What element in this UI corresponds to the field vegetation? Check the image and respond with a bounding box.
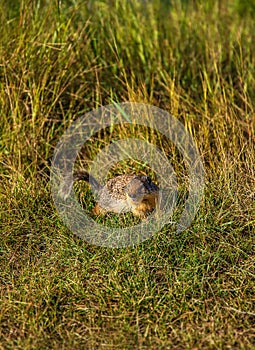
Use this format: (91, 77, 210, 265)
(1, 0, 255, 348)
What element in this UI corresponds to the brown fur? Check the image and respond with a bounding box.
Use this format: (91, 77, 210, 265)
(131, 193, 159, 218)
(94, 176, 159, 217)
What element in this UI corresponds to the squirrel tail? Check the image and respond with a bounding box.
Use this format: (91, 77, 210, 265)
(58, 170, 102, 200)
(73, 170, 102, 191)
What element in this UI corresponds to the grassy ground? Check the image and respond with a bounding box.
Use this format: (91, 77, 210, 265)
(1, 0, 255, 348)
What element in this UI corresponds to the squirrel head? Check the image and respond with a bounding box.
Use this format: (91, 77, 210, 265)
(124, 175, 158, 204)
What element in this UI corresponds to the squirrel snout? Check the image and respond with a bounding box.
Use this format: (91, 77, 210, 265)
(127, 192, 144, 203)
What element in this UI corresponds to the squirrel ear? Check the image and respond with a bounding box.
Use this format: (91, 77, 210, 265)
(141, 175, 150, 182)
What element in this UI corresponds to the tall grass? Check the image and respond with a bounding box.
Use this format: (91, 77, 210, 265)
(1, 0, 255, 349)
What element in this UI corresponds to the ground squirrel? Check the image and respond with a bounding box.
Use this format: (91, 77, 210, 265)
(59, 171, 159, 218)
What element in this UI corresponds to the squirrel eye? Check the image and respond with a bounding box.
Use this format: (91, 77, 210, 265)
(128, 193, 137, 199)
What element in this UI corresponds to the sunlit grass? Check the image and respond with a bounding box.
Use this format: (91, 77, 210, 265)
(1, 0, 255, 348)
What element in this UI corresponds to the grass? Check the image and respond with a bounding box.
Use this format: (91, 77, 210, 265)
(1, 0, 255, 348)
